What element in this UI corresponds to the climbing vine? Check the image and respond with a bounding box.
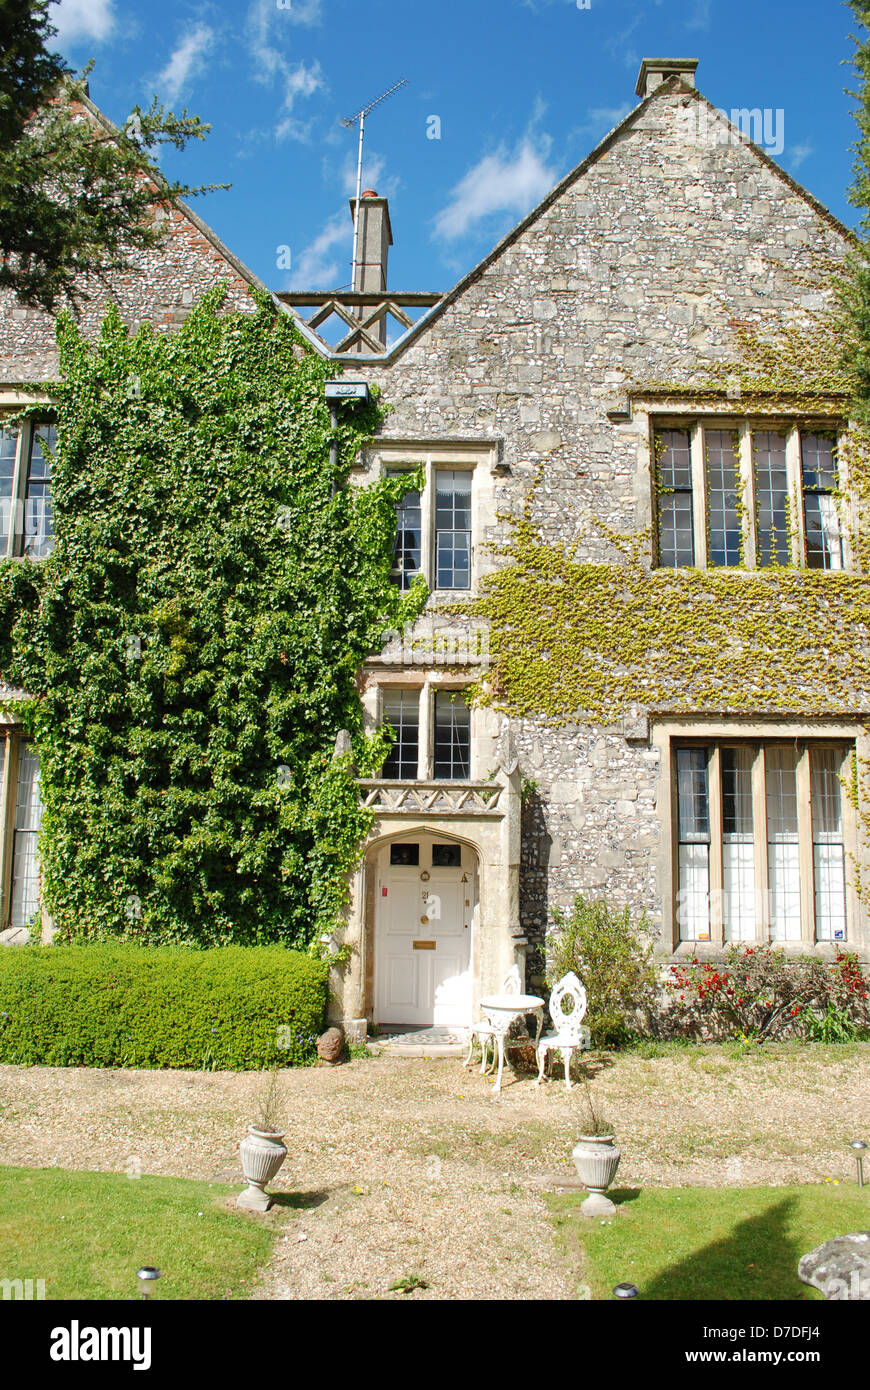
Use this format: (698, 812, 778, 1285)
(468, 266, 870, 728)
(0, 286, 425, 946)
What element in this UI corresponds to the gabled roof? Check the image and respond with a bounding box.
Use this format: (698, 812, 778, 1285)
(69, 89, 328, 355)
(336, 75, 857, 367)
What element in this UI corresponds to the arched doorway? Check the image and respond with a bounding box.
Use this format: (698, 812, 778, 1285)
(371, 829, 480, 1028)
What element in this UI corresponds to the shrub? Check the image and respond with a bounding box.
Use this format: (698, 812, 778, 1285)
(0, 943, 328, 1068)
(668, 946, 870, 1043)
(546, 895, 658, 1047)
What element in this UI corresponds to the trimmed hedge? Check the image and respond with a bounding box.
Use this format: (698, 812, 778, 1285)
(0, 944, 328, 1069)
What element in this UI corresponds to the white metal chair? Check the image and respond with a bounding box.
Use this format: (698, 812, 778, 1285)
(535, 972, 590, 1089)
(464, 964, 521, 1074)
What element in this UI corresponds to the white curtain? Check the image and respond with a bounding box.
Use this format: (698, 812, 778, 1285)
(811, 748, 847, 941)
(766, 747, 801, 941)
(10, 744, 42, 928)
(722, 747, 755, 941)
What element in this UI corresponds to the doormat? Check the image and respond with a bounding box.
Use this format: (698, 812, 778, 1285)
(371, 1026, 470, 1055)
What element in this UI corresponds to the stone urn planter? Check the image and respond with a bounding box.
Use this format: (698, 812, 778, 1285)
(237, 1126, 287, 1211)
(572, 1133, 621, 1217)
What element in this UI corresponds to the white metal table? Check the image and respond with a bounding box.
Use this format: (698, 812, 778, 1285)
(478, 992, 545, 1094)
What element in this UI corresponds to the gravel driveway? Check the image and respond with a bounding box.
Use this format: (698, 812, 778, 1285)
(1, 1044, 867, 1300)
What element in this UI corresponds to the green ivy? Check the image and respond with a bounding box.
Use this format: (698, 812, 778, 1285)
(0, 286, 425, 947)
(469, 517, 870, 726)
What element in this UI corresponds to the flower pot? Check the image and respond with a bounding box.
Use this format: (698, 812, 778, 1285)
(237, 1126, 287, 1211)
(572, 1134, 621, 1217)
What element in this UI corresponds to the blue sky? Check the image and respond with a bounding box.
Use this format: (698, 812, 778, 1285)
(49, 0, 862, 296)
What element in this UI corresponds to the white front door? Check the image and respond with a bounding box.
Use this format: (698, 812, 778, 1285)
(375, 841, 473, 1027)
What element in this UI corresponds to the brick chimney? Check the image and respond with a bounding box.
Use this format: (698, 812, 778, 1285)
(635, 58, 698, 99)
(349, 189, 393, 294)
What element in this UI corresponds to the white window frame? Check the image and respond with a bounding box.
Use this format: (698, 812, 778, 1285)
(642, 409, 852, 572)
(365, 677, 475, 782)
(361, 439, 501, 595)
(654, 717, 865, 953)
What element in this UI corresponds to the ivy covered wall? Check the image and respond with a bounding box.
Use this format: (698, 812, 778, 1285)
(0, 288, 424, 946)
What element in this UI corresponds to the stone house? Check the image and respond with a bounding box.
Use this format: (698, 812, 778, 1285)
(0, 59, 867, 1035)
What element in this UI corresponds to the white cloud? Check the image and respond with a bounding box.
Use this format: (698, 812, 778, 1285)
(155, 26, 216, 104)
(788, 142, 814, 171)
(279, 0, 324, 23)
(685, 0, 712, 30)
(247, 0, 326, 129)
(586, 104, 632, 132)
(283, 60, 323, 106)
(339, 150, 401, 200)
(286, 213, 350, 290)
(50, 0, 115, 44)
(341, 152, 385, 197)
(604, 14, 643, 68)
(275, 115, 316, 143)
(433, 135, 557, 242)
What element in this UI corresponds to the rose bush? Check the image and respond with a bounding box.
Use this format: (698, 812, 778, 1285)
(668, 945, 870, 1042)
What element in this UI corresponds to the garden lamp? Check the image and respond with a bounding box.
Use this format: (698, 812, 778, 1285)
(613, 1282, 639, 1299)
(850, 1140, 868, 1188)
(136, 1266, 161, 1300)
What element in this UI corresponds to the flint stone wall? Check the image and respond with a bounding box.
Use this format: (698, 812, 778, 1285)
(352, 85, 855, 959)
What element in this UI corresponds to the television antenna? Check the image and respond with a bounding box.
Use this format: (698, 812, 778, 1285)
(340, 78, 407, 290)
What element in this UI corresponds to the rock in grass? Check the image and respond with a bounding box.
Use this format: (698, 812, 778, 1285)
(798, 1233, 870, 1299)
(317, 1026, 345, 1063)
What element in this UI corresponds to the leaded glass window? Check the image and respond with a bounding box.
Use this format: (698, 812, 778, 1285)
(801, 433, 843, 572)
(0, 426, 17, 556)
(765, 746, 801, 941)
(388, 469, 422, 591)
(381, 690, 420, 780)
(24, 424, 55, 560)
(753, 431, 790, 567)
(705, 429, 741, 567)
(10, 742, 43, 929)
(433, 691, 470, 780)
(672, 740, 853, 945)
(656, 429, 694, 568)
(721, 747, 755, 941)
(811, 748, 847, 942)
(435, 470, 472, 589)
(0, 420, 55, 560)
(676, 747, 710, 940)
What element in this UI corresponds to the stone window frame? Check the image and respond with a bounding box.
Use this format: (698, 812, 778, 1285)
(363, 673, 476, 782)
(360, 438, 501, 597)
(631, 402, 854, 573)
(652, 715, 867, 956)
(0, 390, 58, 562)
(0, 720, 44, 930)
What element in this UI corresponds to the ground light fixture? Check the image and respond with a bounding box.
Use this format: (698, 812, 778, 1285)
(613, 1282, 639, 1299)
(137, 1267, 161, 1300)
(850, 1140, 868, 1188)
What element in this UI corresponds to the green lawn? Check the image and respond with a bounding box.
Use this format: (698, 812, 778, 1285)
(548, 1184, 870, 1300)
(0, 1166, 296, 1300)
